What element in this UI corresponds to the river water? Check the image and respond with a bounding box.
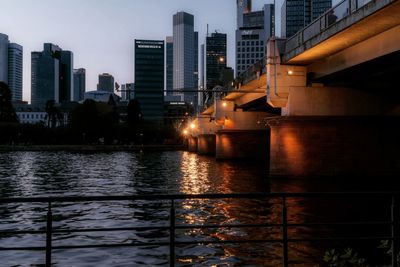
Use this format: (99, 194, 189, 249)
(0, 151, 395, 266)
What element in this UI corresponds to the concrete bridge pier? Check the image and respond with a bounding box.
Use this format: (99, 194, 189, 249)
(188, 136, 198, 152)
(268, 116, 400, 177)
(216, 129, 269, 162)
(197, 134, 216, 155)
(212, 101, 271, 161)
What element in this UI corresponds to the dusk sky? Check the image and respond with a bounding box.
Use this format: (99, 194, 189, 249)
(0, 0, 280, 102)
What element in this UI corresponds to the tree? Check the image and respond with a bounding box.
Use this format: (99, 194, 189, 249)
(0, 82, 18, 123)
(45, 100, 63, 128)
(127, 99, 142, 125)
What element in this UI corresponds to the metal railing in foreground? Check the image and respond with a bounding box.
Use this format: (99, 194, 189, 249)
(0, 192, 399, 267)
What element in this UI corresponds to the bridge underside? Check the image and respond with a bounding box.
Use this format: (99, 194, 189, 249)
(314, 50, 400, 93)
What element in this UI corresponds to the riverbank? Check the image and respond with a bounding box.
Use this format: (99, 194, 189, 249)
(0, 144, 187, 152)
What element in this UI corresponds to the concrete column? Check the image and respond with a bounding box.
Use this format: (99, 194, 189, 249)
(269, 116, 400, 177)
(188, 136, 198, 152)
(216, 129, 270, 162)
(197, 134, 216, 155)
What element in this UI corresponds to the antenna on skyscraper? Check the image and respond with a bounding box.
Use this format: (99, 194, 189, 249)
(207, 24, 209, 37)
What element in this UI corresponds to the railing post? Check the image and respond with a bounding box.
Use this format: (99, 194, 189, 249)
(282, 196, 289, 267)
(170, 199, 175, 267)
(392, 196, 398, 267)
(46, 201, 52, 267)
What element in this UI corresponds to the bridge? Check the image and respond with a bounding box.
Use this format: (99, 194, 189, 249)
(186, 0, 400, 177)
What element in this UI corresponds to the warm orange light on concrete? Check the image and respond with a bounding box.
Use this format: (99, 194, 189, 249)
(222, 102, 227, 108)
(288, 70, 293, 75)
(183, 129, 188, 135)
(190, 123, 196, 129)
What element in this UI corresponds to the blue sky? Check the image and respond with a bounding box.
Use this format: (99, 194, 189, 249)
(0, 0, 279, 102)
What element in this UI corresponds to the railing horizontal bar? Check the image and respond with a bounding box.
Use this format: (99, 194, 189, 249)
(1, 192, 398, 203)
(0, 246, 45, 251)
(0, 229, 46, 235)
(52, 226, 170, 233)
(175, 239, 282, 245)
(52, 242, 171, 249)
(175, 223, 282, 229)
(288, 236, 393, 242)
(288, 221, 391, 227)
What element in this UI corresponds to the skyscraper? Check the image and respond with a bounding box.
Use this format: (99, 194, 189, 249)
(73, 68, 86, 102)
(281, 0, 332, 38)
(204, 32, 227, 107)
(173, 11, 198, 105)
(166, 36, 173, 96)
(97, 73, 114, 92)
(237, 0, 252, 28)
(134, 39, 164, 120)
(0, 33, 23, 101)
(59, 51, 73, 103)
(236, 1, 274, 76)
(31, 43, 73, 107)
(0, 34, 8, 84)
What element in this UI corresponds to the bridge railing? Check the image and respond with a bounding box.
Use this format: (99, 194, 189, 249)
(237, 57, 266, 85)
(285, 0, 374, 53)
(0, 192, 399, 267)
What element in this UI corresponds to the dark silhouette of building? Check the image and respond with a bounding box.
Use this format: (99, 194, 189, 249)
(73, 68, 86, 102)
(134, 39, 164, 121)
(97, 73, 114, 92)
(204, 32, 227, 107)
(166, 36, 173, 96)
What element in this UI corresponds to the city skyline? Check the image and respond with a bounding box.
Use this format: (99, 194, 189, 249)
(0, 0, 275, 103)
(0, 0, 342, 103)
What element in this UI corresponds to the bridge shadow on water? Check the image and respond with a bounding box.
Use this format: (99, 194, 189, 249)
(269, 175, 400, 267)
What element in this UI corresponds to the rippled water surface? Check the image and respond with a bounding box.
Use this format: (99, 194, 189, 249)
(2, 151, 393, 266)
(0, 151, 282, 266)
